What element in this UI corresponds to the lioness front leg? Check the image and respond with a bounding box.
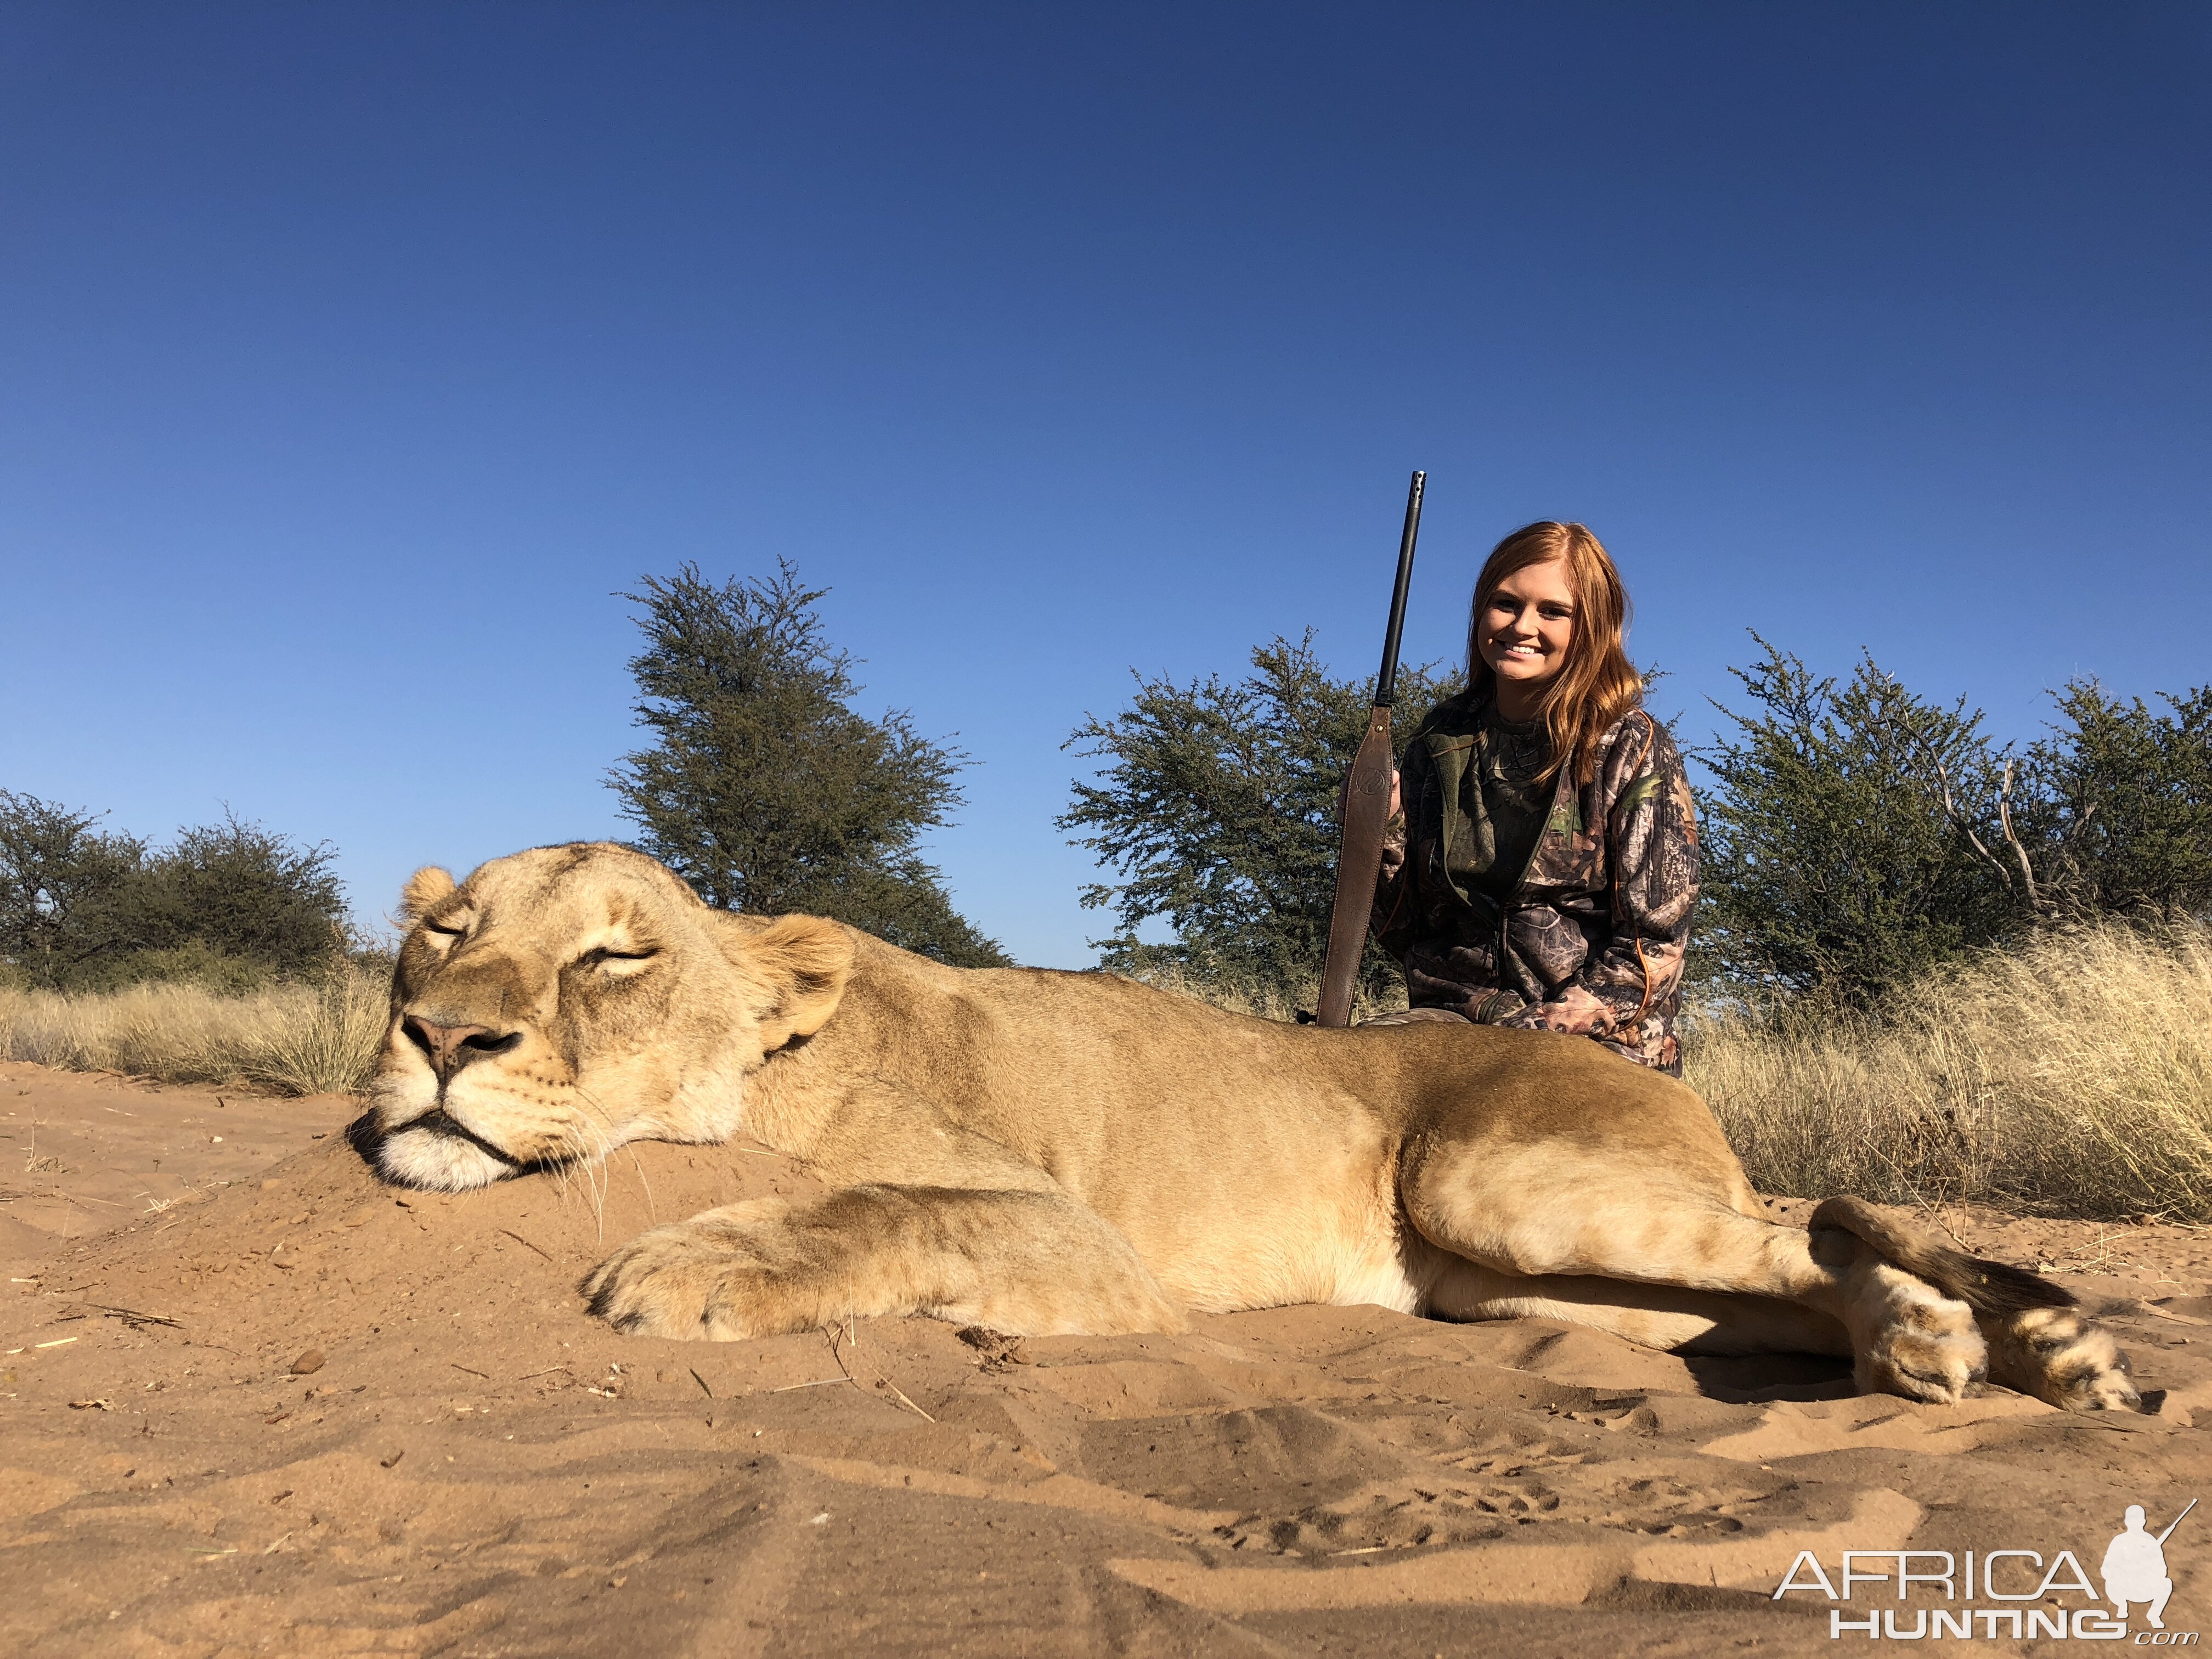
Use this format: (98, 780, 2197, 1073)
(582, 1184, 1188, 1340)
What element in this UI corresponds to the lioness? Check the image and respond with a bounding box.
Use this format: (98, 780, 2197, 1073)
(369, 843, 2137, 1413)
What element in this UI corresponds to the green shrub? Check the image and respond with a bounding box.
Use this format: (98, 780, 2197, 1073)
(0, 794, 349, 991)
(1696, 639, 2212, 1008)
(1060, 633, 1460, 1007)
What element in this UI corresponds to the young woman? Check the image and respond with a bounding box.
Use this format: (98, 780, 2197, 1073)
(1369, 521, 1699, 1074)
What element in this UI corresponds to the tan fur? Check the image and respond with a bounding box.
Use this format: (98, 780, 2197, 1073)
(399, 865, 458, 921)
(367, 843, 2140, 1413)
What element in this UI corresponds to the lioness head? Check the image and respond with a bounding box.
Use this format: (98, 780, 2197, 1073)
(370, 842, 853, 1192)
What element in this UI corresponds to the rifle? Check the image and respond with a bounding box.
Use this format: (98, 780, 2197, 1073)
(2157, 1499, 2197, 1545)
(1315, 470, 1425, 1028)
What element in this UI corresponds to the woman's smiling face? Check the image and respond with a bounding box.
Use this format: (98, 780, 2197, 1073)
(1479, 557, 1576, 714)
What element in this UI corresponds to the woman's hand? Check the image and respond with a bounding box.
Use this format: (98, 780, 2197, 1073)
(1527, 986, 1612, 1036)
(1390, 769, 1400, 819)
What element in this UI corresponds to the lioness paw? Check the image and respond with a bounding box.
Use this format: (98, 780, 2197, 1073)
(1852, 1267, 1987, 1406)
(582, 1224, 793, 1341)
(1987, 1307, 2143, 1413)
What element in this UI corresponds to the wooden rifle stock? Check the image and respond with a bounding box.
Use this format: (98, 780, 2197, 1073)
(1316, 471, 1425, 1028)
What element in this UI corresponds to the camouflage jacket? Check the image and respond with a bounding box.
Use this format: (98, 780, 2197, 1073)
(1373, 690, 1700, 1074)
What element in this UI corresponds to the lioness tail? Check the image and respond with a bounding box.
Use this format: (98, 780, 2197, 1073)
(1809, 1196, 2074, 1317)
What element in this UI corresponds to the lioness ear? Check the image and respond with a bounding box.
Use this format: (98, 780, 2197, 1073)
(746, 916, 855, 1049)
(400, 866, 458, 921)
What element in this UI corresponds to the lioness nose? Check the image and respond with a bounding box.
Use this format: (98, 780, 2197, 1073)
(403, 1017, 515, 1081)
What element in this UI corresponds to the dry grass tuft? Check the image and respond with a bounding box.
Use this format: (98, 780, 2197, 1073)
(1689, 921, 2212, 1222)
(0, 964, 388, 1097)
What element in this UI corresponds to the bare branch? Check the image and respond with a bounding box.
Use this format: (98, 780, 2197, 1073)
(1993, 760, 2041, 907)
(1906, 723, 2017, 898)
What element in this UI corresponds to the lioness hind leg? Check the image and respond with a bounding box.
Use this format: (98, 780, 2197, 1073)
(582, 1184, 1187, 1341)
(1401, 1147, 1987, 1404)
(1425, 1257, 1850, 1358)
(1809, 1198, 2141, 1413)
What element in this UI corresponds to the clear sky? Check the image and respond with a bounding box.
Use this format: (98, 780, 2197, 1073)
(3, 3, 2207, 966)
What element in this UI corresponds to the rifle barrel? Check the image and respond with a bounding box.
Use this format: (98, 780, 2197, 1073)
(2157, 1498, 2197, 1544)
(1314, 469, 1427, 1029)
(1372, 471, 1425, 707)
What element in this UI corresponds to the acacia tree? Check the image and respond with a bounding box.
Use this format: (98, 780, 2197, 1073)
(607, 561, 1009, 968)
(1060, 633, 1460, 1001)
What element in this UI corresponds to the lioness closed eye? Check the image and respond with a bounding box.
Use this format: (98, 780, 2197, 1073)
(368, 842, 2138, 1415)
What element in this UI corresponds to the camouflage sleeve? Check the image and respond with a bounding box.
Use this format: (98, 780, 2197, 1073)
(1496, 716, 1700, 1063)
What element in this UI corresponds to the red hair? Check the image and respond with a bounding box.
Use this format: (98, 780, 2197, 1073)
(1465, 521, 1641, 786)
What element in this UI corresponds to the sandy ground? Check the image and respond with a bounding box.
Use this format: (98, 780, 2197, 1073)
(5, 1058, 2211, 1657)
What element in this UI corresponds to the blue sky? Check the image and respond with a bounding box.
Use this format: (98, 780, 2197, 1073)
(3, 3, 2207, 966)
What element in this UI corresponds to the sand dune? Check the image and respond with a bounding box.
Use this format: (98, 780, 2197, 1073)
(5, 1060, 2208, 1656)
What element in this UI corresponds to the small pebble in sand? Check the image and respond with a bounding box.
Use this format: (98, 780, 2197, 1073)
(290, 1350, 326, 1376)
